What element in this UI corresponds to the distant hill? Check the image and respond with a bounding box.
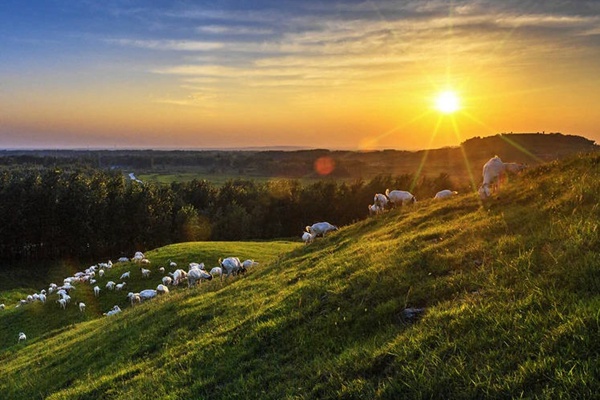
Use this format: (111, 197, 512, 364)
(0, 133, 597, 185)
(2, 152, 600, 399)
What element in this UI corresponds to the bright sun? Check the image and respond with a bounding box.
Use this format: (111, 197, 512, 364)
(435, 90, 460, 114)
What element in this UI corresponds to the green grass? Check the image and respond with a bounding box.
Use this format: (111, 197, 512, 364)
(2, 152, 600, 399)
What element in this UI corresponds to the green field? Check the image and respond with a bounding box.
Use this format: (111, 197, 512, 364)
(2, 152, 600, 399)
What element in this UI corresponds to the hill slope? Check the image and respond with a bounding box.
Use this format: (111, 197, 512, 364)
(1, 152, 600, 399)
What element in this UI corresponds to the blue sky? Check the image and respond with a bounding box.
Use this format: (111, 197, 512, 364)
(2, 1, 600, 149)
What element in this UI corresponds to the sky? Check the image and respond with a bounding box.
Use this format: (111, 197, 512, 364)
(1, 0, 600, 150)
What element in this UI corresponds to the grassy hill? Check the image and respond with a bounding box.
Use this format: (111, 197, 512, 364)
(1, 152, 600, 399)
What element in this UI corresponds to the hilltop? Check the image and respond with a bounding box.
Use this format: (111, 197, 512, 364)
(1, 152, 600, 398)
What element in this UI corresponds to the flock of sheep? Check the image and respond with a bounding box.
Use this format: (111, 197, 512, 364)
(8, 155, 527, 343)
(8, 251, 258, 343)
(302, 155, 527, 245)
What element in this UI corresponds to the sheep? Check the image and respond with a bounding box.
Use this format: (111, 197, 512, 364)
(115, 282, 126, 291)
(302, 231, 315, 245)
(127, 292, 142, 306)
(187, 268, 213, 287)
(168, 259, 177, 268)
(18, 332, 26, 343)
(479, 156, 506, 199)
(368, 203, 383, 215)
(0, 303, 5, 310)
(305, 222, 338, 237)
(242, 259, 258, 269)
(504, 162, 527, 175)
(78, 302, 86, 312)
(159, 266, 165, 274)
(106, 281, 116, 290)
(38, 293, 46, 304)
(219, 257, 246, 277)
(93, 285, 101, 297)
(57, 298, 67, 309)
(189, 262, 205, 270)
(119, 271, 130, 280)
(162, 276, 173, 286)
(434, 190, 458, 200)
(385, 189, 416, 206)
(140, 268, 151, 278)
(169, 269, 187, 286)
(118, 257, 129, 263)
(133, 251, 145, 262)
(139, 289, 157, 301)
(374, 193, 389, 209)
(209, 267, 223, 280)
(98, 269, 105, 278)
(140, 258, 151, 265)
(156, 284, 170, 295)
(103, 305, 122, 316)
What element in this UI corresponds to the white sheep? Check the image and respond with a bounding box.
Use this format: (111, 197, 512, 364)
(18, 332, 26, 343)
(127, 292, 142, 306)
(374, 193, 389, 209)
(159, 266, 165, 274)
(169, 259, 177, 268)
(0, 304, 5, 310)
(368, 203, 383, 215)
(93, 285, 101, 297)
(219, 257, 245, 277)
(385, 189, 416, 206)
(118, 257, 129, 263)
(156, 284, 170, 294)
(189, 262, 205, 270)
(57, 298, 67, 309)
(141, 258, 151, 265)
(209, 267, 223, 280)
(98, 269, 105, 278)
(169, 269, 187, 286)
(140, 268, 151, 278)
(38, 293, 46, 304)
(133, 251, 145, 262)
(242, 259, 258, 269)
(106, 281, 116, 291)
(78, 302, 86, 312)
(302, 231, 315, 244)
(162, 276, 173, 286)
(119, 271, 130, 280)
(139, 289, 158, 301)
(187, 268, 213, 287)
(434, 190, 458, 200)
(115, 282, 126, 291)
(305, 222, 338, 237)
(103, 305, 122, 316)
(479, 156, 506, 199)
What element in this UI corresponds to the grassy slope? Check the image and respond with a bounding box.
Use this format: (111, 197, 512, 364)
(1, 153, 600, 399)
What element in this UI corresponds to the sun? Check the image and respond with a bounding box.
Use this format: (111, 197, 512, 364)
(435, 90, 460, 114)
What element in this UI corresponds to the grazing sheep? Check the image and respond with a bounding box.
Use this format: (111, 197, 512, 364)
(504, 162, 527, 175)
(141, 258, 151, 265)
(98, 269, 105, 278)
(306, 222, 338, 237)
(385, 189, 416, 206)
(189, 262, 205, 270)
(118, 257, 129, 263)
(119, 271, 130, 280)
(368, 203, 383, 215)
(115, 282, 126, 291)
(479, 156, 506, 199)
(133, 251, 145, 262)
(0, 304, 5, 310)
(169, 259, 177, 268)
(187, 268, 213, 287)
(140, 268, 151, 278)
(169, 269, 188, 286)
(242, 259, 258, 269)
(159, 266, 165, 274)
(78, 302, 86, 312)
(38, 293, 46, 304)
(18, 332, 26, 343)
(162, 276, 173, 286)
(209, 267, 223, 280)
(219, 257, 246, 277)
(434, 190, 458, 200)
(374, 193, 389, 209)
(127, 292, 142, 306)
(93, 285, 101, 297)
(139, 289, 158, 301)
(302, 231, 315, 244)
(57, 298, 67, 309)
(103, 305, 122, 316)
(106, 281, 116, 290)
(156, 284, 170, 294)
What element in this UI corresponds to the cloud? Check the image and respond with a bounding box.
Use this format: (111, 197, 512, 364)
(110, 39, 223, 51)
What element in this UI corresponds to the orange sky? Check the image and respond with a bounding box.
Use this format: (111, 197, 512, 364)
(1, 1, 599, 150)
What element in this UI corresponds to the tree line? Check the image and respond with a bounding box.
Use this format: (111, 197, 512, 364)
(0, 166, 458, 261)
